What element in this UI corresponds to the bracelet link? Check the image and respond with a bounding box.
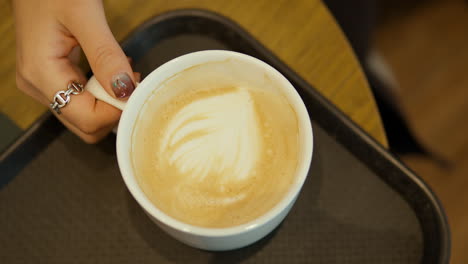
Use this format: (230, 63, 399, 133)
(49, 81, 84, 115)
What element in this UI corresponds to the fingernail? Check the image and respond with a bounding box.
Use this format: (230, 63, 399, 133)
(111, 73, 135, 98)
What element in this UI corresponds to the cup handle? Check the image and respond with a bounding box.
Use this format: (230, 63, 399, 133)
(85, 76, 127, 111)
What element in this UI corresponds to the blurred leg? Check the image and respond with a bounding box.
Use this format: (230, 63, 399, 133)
(323, 0, 427, 154)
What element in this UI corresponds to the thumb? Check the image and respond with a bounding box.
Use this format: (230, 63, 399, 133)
(64, 2, 135, 99)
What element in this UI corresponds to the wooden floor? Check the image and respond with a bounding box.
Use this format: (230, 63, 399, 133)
(376, 0, 468, 263)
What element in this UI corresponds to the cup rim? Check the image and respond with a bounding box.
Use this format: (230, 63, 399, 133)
(117, 50, 313, 237)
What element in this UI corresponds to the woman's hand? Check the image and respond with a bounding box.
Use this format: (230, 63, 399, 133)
(14, 0, 136, 143)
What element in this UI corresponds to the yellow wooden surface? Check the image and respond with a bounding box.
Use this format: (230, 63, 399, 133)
(0, 0, 387, 147)
(0, 1, 46, 129)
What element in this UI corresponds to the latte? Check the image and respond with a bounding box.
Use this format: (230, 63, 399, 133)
(132, 59, 299, 228)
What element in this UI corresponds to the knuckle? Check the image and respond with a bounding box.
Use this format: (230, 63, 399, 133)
(93, 44, 118, 69)
(15, 71, 36, 97)
(15, 73, 27, 92)
(16, 63, 35, 82)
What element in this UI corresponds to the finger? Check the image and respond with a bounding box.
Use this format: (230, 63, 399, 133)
(134, 72, 141, 82)
(63, 2, 135, 99)
(54, 111, 116, 144)
(44, 58, 121, 135)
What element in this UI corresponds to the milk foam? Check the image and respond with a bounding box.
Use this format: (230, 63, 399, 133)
(132, 59, 300, 228)
(160, 87, 261, 184)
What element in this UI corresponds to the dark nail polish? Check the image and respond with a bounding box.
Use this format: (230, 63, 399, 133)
(111, 73, 135, 98)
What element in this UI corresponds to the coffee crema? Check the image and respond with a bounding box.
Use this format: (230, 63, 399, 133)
(132, 60, 299, 228)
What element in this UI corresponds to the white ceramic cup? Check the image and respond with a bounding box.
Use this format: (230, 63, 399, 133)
(85, 50, 313, 251)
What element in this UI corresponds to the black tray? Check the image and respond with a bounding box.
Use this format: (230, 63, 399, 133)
(0, 9, 449, 264)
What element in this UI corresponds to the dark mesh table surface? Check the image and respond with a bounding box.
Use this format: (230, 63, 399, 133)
(0, 123, 421, 263)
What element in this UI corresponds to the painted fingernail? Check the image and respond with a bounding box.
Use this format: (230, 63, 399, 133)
(111, 73, 135, 98)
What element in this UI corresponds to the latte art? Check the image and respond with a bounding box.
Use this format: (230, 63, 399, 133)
(132, 60, 300, 228)
(161, 87, 261, 184)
